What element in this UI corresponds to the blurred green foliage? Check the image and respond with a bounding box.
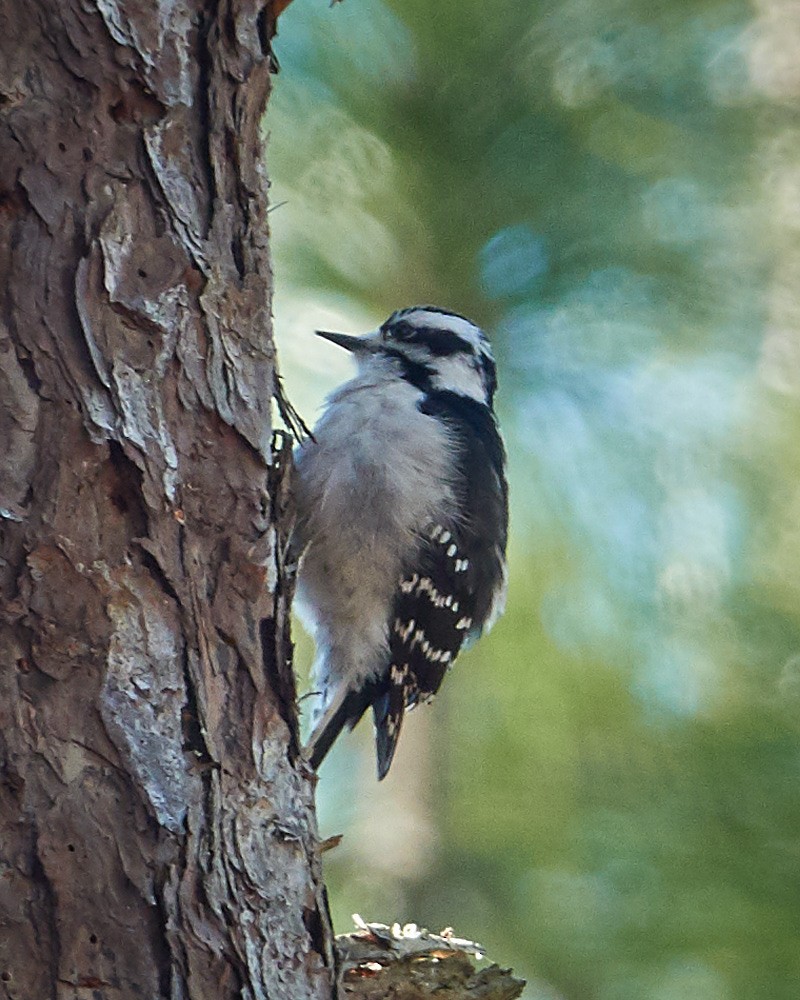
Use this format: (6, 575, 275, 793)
(268, 1, 800, 996)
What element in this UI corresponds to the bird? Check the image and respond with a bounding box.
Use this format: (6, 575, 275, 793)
(292, 306, 508, 779)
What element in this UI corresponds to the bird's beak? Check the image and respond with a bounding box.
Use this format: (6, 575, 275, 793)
(316, 329, 378, 354)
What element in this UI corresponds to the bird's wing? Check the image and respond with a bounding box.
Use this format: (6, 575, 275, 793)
(373, 392, 508, 780)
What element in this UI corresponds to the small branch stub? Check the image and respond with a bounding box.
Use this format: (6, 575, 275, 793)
(337, 918, 525, 1000)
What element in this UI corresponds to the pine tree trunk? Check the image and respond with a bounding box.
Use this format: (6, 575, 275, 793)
(0, 1, 334, 996)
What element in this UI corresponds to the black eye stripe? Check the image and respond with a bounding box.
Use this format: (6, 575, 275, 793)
(383, 322, 474, 357)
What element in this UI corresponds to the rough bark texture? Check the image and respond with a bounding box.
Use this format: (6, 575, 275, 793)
(0, 1, 334, 997)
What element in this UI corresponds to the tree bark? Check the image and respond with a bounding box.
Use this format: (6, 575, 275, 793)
(0, 1, 334, 997)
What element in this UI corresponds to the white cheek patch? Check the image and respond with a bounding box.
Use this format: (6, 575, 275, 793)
(430, 354, 487, 402)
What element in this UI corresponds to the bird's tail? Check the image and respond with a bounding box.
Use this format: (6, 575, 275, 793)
(304, 686, 371, 771)
(305, 679, 407, 781)
(371, 680, 407, 780)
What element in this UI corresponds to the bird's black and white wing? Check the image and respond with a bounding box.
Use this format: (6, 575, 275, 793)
(372, 391, 508, 778)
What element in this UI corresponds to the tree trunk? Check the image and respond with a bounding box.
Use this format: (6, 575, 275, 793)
(0, 1, 334, 996)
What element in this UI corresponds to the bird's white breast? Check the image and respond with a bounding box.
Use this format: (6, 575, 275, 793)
(293, 369, 457, 698)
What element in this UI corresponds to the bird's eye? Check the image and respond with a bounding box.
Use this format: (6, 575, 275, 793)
(385, 321, 416, 342)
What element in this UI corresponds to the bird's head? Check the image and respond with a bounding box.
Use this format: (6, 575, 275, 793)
(317, 306, 497, 405)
